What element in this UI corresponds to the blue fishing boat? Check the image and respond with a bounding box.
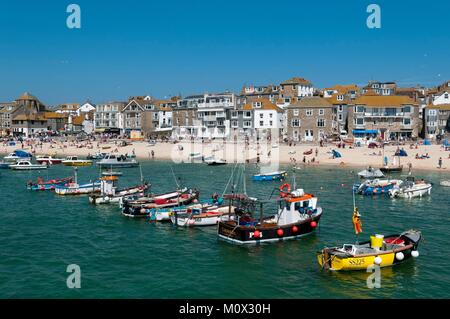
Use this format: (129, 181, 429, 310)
(252, 171, 287, 181)
(27, 176, 74, 191)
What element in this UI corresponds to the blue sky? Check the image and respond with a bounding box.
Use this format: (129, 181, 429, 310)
(0, 0, 448, 105)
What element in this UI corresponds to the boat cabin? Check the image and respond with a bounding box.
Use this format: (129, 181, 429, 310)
(276, 189, 318, 225)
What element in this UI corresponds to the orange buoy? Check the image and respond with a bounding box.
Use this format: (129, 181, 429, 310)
(253, 230, 261, 238)
(277, 229, 284, 237)
(310, 221, 317, 228)
(292, 226, 298, 233)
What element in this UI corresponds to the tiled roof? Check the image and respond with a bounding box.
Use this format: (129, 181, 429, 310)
(17, 92, 39, 101)
(242, 98, 283, 112)
(288, 97, 332, 108)
(281, 77, 312, 86)
(427, 104, 450, 111)
(13, 113, 47, 121)
(353, 95, 418, 107)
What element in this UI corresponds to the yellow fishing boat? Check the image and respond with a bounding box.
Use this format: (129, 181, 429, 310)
(62, 156, 93, 167)
(317, 230, 422, 271)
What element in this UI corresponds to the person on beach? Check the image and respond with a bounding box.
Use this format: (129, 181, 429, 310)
(315, 148, 318, 157)
(151, 150, 155, 159)
(439, 157, 443, 169)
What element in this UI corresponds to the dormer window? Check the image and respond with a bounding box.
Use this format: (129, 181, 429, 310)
(337, 95, 344, 101)
(445, 93, 449, 99)
(253, 102, 262, 108)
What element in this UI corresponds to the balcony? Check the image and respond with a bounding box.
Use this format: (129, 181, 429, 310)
(216, 112, 226, 118)
(203, 115, 217, 122)
(364, 112, 404, 118)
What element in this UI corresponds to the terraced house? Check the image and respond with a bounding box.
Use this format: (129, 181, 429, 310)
(348, 93, 420, 140)
(196, 92, 235, 139)
(172, 95, 202, 139)
(94, 101, 126, 134)
(424, 81, 450, 138)
(287, 97, 334, 142)
(0, 101, 17, 136)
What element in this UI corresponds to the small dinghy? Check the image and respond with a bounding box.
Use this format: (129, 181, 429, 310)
(358, 168, 384, 179)
(9, 160, 48, 170)
(317, 230, 422, 271)
(170, 202, 234, 227)
(27, 176, 74, 191)
(252, 171, 287, 181)
(389, 176, 432, 199)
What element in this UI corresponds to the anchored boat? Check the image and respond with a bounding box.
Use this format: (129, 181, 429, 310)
(389, 177, 432, 199)
(27, 176, 74, 191)
(9, 160, 48, 170)
(218, 185, 323, 244)
(97, 154, 139, 168)
(353, 178, 403, 196)
(36, 155, 64, 165)
(88, 176, 150, 205)
(252, 171, 287, 181)
(121, 188, 200, 218)
(317, 230, 422, 271)
(62, 156, 93, 167)
(54, 168, 100, 195)
(3, 150, 32, 163)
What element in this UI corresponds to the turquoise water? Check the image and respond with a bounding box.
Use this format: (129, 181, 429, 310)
(0, 160, 449, 299)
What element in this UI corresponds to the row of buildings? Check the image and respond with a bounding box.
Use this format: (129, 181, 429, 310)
(1, 77, 449, 142)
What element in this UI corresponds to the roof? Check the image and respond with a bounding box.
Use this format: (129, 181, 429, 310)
(288, 97, 333, 108)
(13, 113, 48, 121)
(427, 104, 450, 111)
(281, 77, 312, 86)
(325, 94, 350, 104)
(72, 115, 85, 125)
(242, 98, 283, 112)
(323, 84, 359, 95)
(44, 112, 68, 119)
(353, 95, 418, 107)
(17, 92, 39, 101)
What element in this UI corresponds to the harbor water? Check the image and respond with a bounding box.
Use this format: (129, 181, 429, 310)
(1, 161, 449, 298)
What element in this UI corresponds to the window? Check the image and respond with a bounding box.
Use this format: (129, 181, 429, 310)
(292, 119, 300, 127)
(259, 114, 264, 119)
(317, 119, 326, 127)
(253, 102, 262, 108)
(337, 95, 344, 101)
(319, 109, 325, 116)
(338, 114, 343, 121)
(244, 121, 252, 128)
(338, 105, 343, 112)
(231, 111, 238, 118)
(403, 118, 411, 125)
(403, 106, 411, 113)
(293, 109, 299, 116)
(244, 111, 252, 118)
(355, 118, 364, 125)
(355, 106, 365, 113)
(232, 120, 238, 128)
(259, 121, 264, 126)
(444, 93, 449, 99)
(306, 109, 313, 116)
(269, 121, 273, 126)
(269, 113, 273, 118)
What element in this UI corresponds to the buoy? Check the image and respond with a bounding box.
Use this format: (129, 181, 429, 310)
(292, 226, 298, 233)
(395, 252, 405, 261)
(140, 208, 146, 214)
(310, 221, 318, 228)
(374, 256, 382, 265)
(277, 229, 284, 237)
(411, 250, 419, 258)
(253, 230, 261, 239)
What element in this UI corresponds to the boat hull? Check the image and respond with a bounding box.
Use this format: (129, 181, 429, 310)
(252, 171, 287, 182)
(218, 212, 322, 244)
(55, 183, 101, 195)
(63, 161, 93, 167)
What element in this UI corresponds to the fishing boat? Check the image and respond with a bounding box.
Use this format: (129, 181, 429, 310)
(54, 168, 100, 195)
(9, 160, 48, 170)
(353, 179, 403, 196)
(317, 230, 422, 271)
(36, 155, 64, 165)
(62, 156, 93, 167)
(27, 176, 74, 191)
(218, 184, 323, 244)
(121, 188, 200, 218)
(171, 205, 235, 227)
(96, 154, 139, 168)
(389, 177, 432, 199)
(3, 150, 33, 163)
(88, 176, 150, 205)
(252, 171, 287, 181)
(440, 180, 450, 187)
(357, 168, 384, 179)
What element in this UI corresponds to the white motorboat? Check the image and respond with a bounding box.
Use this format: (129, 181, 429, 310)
(36, 155, 64, 165)
(389, 177, 432, 199)
(3, 150, 32, 163)
(440, 180, 450, 187)
(9, 160, 47, 170)
(358, 168, 384, 179)
(171, 205, 235, 227)
(97, 154, 139, 168)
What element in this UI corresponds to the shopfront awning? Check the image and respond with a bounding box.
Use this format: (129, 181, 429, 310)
(352, 130, 378, 135)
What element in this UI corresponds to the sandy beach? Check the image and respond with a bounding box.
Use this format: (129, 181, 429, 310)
(2, 139, 450, 173)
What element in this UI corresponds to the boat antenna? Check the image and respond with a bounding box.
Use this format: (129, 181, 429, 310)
(139, 163, 144, 184)
(222, 162, 237, 197)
